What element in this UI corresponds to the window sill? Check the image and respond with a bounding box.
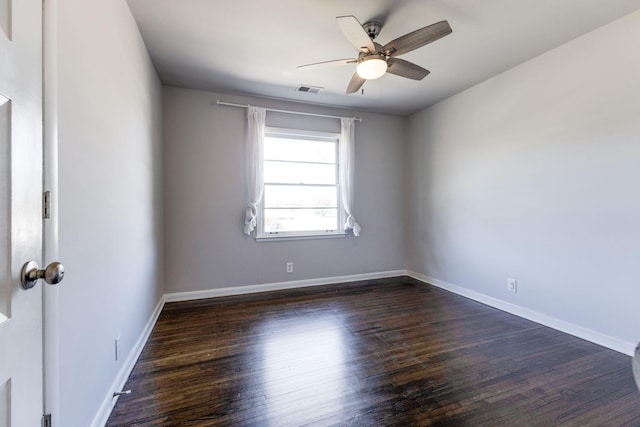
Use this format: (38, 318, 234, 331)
(255, 233, 346, 242)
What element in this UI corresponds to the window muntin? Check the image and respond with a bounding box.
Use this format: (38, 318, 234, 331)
(258, 127, 344, 239)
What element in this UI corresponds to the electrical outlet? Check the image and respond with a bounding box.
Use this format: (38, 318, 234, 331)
(286, 262, 293, 273)
(507, 278, 517, 293)
(115, 336, 120, 361)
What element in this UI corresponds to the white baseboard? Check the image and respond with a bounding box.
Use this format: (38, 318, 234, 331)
(164, 270, 407, 302)
(407, 270, 635, 356)
(91, 295, 166, 427)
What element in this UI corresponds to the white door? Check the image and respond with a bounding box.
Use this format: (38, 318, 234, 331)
(0, 0, 45, 425)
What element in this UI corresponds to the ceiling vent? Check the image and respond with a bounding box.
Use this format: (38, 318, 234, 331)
(296, 85, 323, 95)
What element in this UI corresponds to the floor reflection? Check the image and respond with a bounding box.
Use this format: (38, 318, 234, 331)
(259, 314, 348, 425)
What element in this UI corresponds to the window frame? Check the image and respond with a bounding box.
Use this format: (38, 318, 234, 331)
(256, 126, 346, 241)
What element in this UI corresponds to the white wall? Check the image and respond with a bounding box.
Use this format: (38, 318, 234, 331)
(406, 11, 640, 353)
(163, 87, 406, 294)
(57, 1, 163, 426)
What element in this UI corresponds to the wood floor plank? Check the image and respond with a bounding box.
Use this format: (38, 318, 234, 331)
(106, 277, 640, 426)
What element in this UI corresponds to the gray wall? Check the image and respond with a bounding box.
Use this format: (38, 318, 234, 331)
(57, 1, 163, 426)
(163, 87, 406, 293)
(405, 11, 640, 349)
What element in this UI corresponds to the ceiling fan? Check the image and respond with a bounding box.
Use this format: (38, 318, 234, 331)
(298, 15, 452, 94)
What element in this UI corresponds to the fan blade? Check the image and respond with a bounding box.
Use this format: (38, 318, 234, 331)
(337, 15, 375, 53)
(387, 58, 430, 80)
(297, 58, 356, 71)
(346, 72, 366, 94)
(384, 20, 452, 57)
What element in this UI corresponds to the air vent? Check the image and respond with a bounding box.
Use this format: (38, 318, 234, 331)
(295, 85, 323, 95)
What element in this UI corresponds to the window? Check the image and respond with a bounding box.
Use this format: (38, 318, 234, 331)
(242, 107, 359, 239)
(257, 127, 345, 239)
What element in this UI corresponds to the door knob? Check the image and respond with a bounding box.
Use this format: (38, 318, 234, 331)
(21, 261, 65, 289)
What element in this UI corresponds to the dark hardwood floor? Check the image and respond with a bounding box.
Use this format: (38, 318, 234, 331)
(106, 276, 640, 426)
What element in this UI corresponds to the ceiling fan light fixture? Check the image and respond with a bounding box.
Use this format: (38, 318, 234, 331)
(356, 56, 387, 80)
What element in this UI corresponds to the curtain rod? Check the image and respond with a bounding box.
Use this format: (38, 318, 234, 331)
(216, 100, 363, 123)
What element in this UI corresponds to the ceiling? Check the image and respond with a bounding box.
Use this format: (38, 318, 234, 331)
(127, 0, 640, 116)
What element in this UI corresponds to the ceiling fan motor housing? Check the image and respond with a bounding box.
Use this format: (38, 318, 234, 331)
(358, 42, 385, 59)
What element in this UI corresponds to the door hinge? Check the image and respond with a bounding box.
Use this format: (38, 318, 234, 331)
(42, 413, 52, 427)
(43, 190, 51, 219)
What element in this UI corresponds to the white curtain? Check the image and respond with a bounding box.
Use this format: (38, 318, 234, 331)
(244, 106, 266, 235)
(339, 118, 361, 236)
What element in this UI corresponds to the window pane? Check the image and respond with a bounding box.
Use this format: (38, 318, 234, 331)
(264, 185, 337, 208)
(265, 137, 336, 164)
(264, 208, 338, 233)
(264, 161, 336, 185)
